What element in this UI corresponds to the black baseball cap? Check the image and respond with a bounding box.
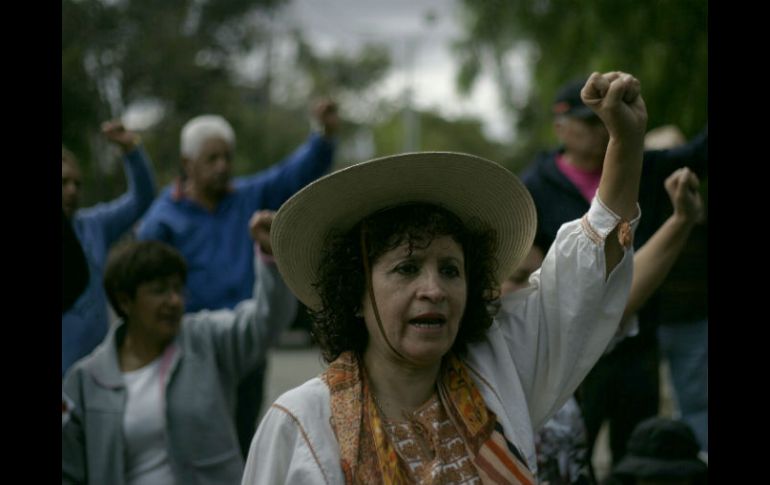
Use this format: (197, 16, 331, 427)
(552, 78, 597, 120)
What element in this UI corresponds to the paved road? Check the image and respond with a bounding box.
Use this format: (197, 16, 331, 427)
(258, 346, 327, 425)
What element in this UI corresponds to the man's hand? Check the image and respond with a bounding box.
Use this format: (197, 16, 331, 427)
(581, 71, 647, 141)
(665, 167, 704, 225)
(249, 210, 275, 255)
(101, 120, 140, 153)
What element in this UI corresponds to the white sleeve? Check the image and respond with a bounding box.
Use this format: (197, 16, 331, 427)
(242, 404, 333, 485)
(493, 195, 640, 428)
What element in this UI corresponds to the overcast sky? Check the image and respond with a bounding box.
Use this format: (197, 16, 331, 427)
(275, 0, 529, 143)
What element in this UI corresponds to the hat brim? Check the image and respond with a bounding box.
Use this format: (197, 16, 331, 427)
(613, 455, 708, 479)
(565, 105, 598, 120)
(271, 151, 537, 310)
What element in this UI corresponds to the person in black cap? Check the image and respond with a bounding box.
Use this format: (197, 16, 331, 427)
(521, 77, 708, 467)
(602, 417, 707, 485)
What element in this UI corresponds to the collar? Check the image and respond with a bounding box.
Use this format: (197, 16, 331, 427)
(536, 149, 590, 201)
(83, 321, 182, 390)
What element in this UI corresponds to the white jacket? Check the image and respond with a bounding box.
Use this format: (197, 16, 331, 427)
(242, 197, 639, 484)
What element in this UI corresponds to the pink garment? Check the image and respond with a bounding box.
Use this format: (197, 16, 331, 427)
(555, 154, 602, 203)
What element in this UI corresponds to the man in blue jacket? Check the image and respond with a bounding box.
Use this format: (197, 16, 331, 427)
(62, 120, 157, 377)
(521, 79, 707, 466)
(136, 100, 339, 456)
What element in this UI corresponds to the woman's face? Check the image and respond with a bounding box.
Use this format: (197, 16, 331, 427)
(121, 275, 185, 345)
(555, 115, 609, 163)
(362, 235, 467, 367)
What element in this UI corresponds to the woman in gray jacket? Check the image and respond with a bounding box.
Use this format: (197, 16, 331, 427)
(62, 210, 296, 485)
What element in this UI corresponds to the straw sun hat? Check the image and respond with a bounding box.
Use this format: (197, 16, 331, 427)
(271, 151, 537, 310)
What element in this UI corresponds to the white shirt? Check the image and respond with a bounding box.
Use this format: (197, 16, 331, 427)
(123, 356, 176, 485)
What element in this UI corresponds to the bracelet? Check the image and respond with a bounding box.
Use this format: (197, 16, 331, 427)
(617, 220, 632, 249)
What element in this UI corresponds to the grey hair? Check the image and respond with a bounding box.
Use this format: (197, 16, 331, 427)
(180, 114, 236, 160)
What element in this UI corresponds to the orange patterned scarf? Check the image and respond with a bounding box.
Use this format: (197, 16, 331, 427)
(323, 352, 536, 484)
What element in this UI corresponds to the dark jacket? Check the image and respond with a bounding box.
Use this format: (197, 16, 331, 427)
(521, 126, 708, 344)
(522, 126, 708, 252)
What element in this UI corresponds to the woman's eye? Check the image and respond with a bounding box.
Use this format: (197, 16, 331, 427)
(441, 265, 461, 278)
(394, 263, 418, 275)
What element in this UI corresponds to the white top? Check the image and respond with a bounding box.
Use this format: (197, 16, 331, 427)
(242, 196, 640, 484)
(122, 356, 176, 485)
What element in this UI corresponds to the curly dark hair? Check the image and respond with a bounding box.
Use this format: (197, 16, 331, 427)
(103, 240, 187, 319)
(310, 202, 500, 363)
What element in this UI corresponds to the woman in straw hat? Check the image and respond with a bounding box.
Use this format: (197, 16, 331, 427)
(242, 71, 647, 484)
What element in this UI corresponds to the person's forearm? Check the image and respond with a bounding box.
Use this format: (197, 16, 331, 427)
(124, 146, 157, 202)
(622, 213, 696, 320)
(598, 137, 644, 274)
(598, 138, 643, 221)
